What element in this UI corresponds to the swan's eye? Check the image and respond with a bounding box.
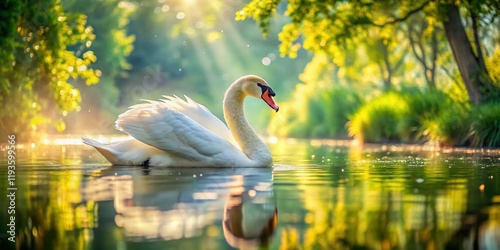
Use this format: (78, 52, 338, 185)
(257, 83, 276, 97)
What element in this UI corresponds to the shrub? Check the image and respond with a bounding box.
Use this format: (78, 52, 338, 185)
(348, 92, 409, 143)
(348, 88, 468, 145)
(399, 88, 455, 142)
(469, 102, 500, 148)
(420, 106, 470, 146)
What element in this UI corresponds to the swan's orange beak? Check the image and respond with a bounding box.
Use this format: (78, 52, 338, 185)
(262, 89, 279, 112)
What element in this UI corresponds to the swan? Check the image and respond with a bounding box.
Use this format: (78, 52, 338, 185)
(83, 75, 279, 167)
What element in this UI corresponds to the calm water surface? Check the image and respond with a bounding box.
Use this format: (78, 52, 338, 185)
(1, 138, 500, 250)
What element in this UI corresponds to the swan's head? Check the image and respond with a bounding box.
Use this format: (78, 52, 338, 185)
(239, 75, 279, 112)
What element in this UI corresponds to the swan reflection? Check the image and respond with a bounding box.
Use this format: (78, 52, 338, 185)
(80, 167, 277, 247)
(445, 203, 500, 250)
(223, 176, 277, 249)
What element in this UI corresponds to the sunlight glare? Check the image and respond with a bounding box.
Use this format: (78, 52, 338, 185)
(176, 12, 186, 20)
(269, 136, 278, 144)
(195, 21, 204, 29)
(248, 189, 256, 197)
(192, 192, 218, 200)
(262, 57, 271, 66)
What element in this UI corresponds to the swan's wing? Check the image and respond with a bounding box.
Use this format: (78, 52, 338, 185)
(115, 102, 249, 165)
(130, 95, 238, 148)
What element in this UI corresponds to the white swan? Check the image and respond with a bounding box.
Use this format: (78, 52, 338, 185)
(83, 75, 279, 167)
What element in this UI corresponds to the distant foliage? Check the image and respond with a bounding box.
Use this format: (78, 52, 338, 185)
(269, 85, 362, 138)
(0, 0, 99, 140)
(62, 0, 136, 133)
(268, 54, 363, 138)
(486, 46, 500, 88)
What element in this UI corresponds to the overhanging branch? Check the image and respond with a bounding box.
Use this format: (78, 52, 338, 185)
(370, 1, 431, 27)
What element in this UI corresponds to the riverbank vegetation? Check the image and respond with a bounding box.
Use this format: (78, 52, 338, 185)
(1, 0, 499, 148)
(241, 0, 500, 147)
(0, 0, 308, 140)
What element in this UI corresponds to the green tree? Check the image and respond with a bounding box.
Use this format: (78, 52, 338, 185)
(61, 0, 135, 133)
(365, 26, 408, 90)
(407, 12, 443, 89)
(237, 0, 500, 105)
(117, 0, 196, 107)
(0, 0, 99, 140)
(120, 0, 308, 122)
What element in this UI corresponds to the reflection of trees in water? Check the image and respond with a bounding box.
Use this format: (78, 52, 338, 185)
(273, 146, 499, 250)
(10, 141, 500, 249)
(14, 166, 277, 249)
(16, 169, 98, 250)
(445, 204, 500, 250)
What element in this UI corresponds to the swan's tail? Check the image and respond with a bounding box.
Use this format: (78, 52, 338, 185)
(82, 137, 119, 164)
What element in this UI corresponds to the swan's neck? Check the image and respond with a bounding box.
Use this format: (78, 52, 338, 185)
(223, 84, 272, 166)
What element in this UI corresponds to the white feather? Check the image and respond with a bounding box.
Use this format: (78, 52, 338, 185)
(114, 101, 250, 166)
(158, 96, 239, 148)
(83, 75, 276, 167)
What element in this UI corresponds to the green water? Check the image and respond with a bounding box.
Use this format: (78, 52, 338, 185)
(1, 139, 500, 250)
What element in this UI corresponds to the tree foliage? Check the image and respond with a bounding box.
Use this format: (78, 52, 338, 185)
(62, 0, 135, 79)
(0, 0, 99, 140)
(268, 53, 363, 138)
(237, 0, 500, 104)
(61, 0, 135, 133)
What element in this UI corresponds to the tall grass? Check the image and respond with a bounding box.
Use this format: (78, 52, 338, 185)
(348, 92, 409, 143)
(420, 106, 470, 146)
(469, 102, 500, 147)
(348, 88, 470, 144)
(271, 80, 500, 147)
(399, 88, 455, 142)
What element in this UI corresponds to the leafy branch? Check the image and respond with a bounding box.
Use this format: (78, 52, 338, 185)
(369, 1, 431, 27)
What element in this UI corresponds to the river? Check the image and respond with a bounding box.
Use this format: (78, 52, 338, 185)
(1, 137, 500, 249)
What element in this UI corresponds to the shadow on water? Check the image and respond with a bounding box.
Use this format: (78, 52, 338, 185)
(1, 138, 500, 249)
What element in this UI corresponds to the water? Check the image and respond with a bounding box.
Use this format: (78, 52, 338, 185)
(1, 138, 500, 250)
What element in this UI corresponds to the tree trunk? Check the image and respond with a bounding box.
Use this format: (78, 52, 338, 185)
(441, 4, 487, 105)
